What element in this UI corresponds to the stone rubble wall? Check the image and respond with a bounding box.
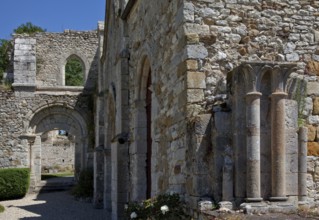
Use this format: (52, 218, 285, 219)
(184, 0, 319, 113)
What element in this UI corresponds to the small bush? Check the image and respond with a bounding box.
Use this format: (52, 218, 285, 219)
(71, 169, 93, 198)
(126, 193, 189, 219)
(0, 168, 30, 201)
(0, 204, 4, 213)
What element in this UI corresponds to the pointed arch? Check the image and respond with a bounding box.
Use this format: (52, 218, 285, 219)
(131, 55, 155, 200)
(59, 51, 90, 86)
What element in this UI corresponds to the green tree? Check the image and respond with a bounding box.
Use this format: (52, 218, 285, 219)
(65, 58, 84, 86)
(0, 39, 12, 79)
(13, 22, 46, 35)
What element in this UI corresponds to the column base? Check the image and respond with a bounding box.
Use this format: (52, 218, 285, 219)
(246, 197, 263, 202)
(269, 197, 288, 201)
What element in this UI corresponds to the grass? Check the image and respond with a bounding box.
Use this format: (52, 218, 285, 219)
(41, 172, 74, 180)
(0, 204, 4, 213)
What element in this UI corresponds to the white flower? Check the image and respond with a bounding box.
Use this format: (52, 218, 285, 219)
(130, 212, 137, 219)
(160, 205, 169, 214)
(124, 204, 128, 210)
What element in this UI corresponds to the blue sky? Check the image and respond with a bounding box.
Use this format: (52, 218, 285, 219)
(0, 0, 105, 39)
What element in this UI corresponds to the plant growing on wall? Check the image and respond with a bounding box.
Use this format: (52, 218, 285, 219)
(0, 39, 12, 80)
(13, 22, 46, 35)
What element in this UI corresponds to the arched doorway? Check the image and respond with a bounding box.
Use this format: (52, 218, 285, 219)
(131, 57, 154, 200)
(23, 105, 89, 190)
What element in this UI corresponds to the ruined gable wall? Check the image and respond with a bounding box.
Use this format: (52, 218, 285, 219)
(34, 31, 99, 88)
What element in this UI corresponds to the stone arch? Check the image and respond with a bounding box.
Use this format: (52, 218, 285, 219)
(59, 51, 90, 86)
(131, 55, 158, 200)
(104, 88, 116, 211)
(24, 104, 89, 189)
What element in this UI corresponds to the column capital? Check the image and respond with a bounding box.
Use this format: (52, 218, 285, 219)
(270, 91, 288, 99)
(246, 91, 262, 97)
(271, 64, 297, 93)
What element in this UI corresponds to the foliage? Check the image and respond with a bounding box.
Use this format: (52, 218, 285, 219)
(71, 169, 93, 198)
(65, 58, 84, 86)
(0, 168, 30, 201)
(125, 193, 189, 220)
(0, 22, 45, 82)
(0, 204, 4, 213)
(0, 39, 12, 80)
(13, 22, 46, 35)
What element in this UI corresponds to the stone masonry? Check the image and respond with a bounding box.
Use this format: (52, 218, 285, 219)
(96, 0, 319, 219)
(0, 29, 99, 191)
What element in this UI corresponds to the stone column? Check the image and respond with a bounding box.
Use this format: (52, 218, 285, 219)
(298, 126, 308, 202)
(270, 92, 288, 201)
(245, 91, 262, 202)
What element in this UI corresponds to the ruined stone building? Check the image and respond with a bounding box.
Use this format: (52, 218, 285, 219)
(2, 0, 319, 220)
(95, 0, 319, 219)
(0, 30, 99, 190)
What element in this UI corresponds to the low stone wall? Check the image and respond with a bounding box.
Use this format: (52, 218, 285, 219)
(307, 156, 319, 205)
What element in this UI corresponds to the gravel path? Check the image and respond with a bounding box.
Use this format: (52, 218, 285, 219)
(0, 190, 108, 220)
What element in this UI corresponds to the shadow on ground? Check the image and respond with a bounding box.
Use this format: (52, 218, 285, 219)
(0, 177, 107, 220)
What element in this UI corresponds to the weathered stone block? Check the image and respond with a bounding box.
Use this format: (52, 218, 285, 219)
(307, 125, 316, 141)
(186, 45, 208, 59)
(187, 71, 206, 89)
(308, 115, 319, 125)
(308, 142, 319, 156)
(187, 89, 204, 102)
(307, 81, 319, 96)
(313, 97, 319, 115)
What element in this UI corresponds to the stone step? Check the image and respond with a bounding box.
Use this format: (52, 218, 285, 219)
(35, 177, 75, 193)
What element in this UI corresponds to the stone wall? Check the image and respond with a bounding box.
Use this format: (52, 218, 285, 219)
(99, 0, 319, 218)
(183, 0, 319, 207)
(0, 29, 98, 191)
(41, 131, 75, 173)
(0, 91, 92, 168)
